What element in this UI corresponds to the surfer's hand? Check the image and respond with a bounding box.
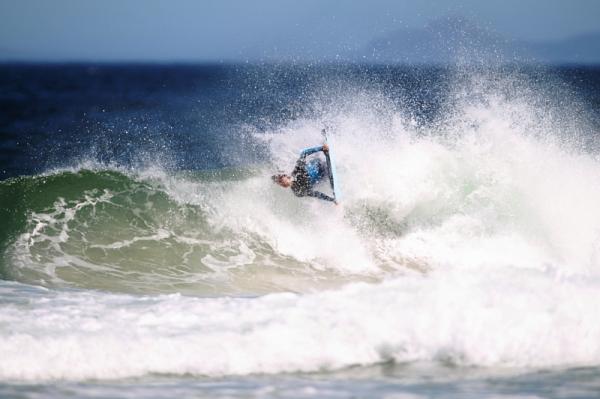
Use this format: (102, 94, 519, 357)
(322, 143, 329, 153)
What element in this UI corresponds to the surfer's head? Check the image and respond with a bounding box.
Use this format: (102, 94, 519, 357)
(271, 174, 292, 188)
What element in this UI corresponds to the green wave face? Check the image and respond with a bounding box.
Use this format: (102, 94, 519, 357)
(0, 170, 336, 295)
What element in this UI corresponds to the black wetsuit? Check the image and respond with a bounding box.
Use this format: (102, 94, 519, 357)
(290, 146, 335, 202)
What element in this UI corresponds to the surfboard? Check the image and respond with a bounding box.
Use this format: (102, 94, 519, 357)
(322, 129, 341, 202)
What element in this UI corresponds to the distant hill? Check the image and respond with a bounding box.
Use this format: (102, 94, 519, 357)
(360, 16, 600, 65)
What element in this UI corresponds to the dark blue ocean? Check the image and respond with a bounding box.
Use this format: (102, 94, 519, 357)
(2, 63, 600, 398)
(3, 64, 599, 179)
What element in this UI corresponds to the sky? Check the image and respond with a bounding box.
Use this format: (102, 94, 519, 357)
(1, 0, 599, 62)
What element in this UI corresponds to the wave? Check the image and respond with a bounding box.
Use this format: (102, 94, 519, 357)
(2, 69, 600, 380)
(2, 71, 600, 296)
(1, 271, 600, 381)
(0, 167, 372, 294)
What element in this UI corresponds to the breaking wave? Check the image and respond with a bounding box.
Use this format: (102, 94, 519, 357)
(2, 69, 600, 380)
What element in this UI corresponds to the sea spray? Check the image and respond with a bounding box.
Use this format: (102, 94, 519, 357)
(2, 66, 600, 383)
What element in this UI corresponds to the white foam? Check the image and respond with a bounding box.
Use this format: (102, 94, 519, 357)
(1, 266, 600, 381)
(249, 71, 600, 279)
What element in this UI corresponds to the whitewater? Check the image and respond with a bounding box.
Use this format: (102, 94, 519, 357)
(1, 66, 600, 397)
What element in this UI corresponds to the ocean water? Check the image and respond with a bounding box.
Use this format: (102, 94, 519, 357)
(1, 63, 600, 398)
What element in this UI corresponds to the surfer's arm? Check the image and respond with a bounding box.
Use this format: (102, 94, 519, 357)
(306, 190, 336, 203)
(294, 145, 323, 174)
(299, 145, 326, 160)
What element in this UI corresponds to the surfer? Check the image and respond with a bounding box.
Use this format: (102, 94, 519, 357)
(272, 143, 337, 203)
